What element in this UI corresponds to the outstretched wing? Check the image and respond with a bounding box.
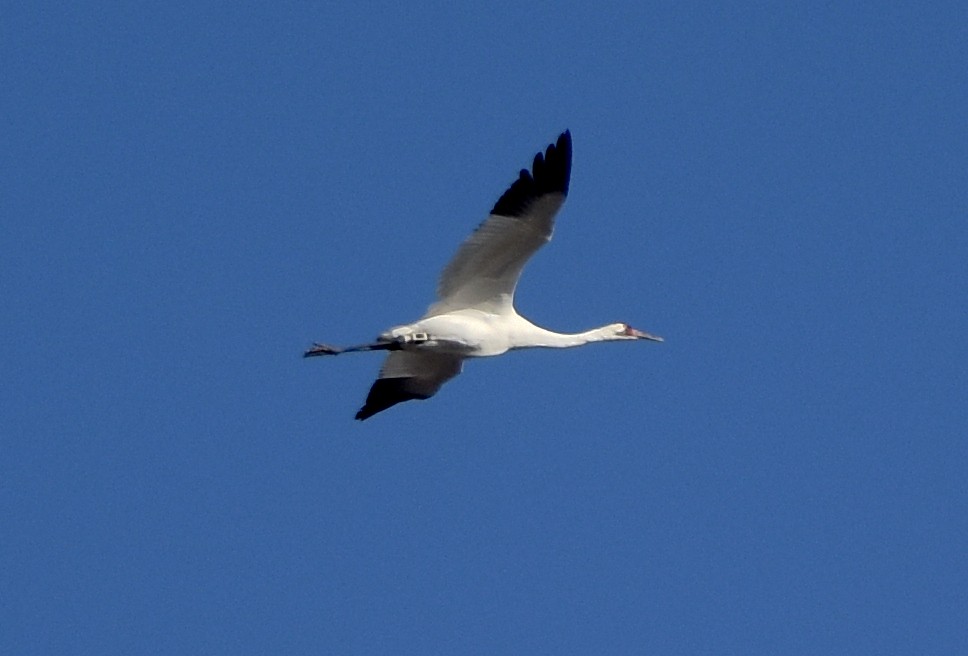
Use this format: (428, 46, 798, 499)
(355, 351, 464, 420)
(427, 131, 572, 316)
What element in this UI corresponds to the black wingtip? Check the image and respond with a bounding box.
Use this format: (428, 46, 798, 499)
(490, 130, 572, 218)
(354, 377, 431, 421)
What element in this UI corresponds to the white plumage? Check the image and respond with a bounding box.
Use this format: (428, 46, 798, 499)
(306, 131, 663, 420)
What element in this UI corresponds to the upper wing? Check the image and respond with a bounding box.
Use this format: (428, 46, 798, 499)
(355, 351, 464, 420)
(426, 131, 572, 316)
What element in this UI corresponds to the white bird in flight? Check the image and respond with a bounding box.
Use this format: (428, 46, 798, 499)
(306, 131, 663, 420)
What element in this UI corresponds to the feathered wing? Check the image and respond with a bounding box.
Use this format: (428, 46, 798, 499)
(355, 351, 464, 420)
(426, 131, 572, 316)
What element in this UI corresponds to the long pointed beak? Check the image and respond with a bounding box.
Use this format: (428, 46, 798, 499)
(630, 328, 664, 342)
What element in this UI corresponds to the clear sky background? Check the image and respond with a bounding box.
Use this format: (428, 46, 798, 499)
(3, 3, 967, 654)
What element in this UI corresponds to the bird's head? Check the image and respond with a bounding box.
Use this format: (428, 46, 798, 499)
(609, 322, 664, 342)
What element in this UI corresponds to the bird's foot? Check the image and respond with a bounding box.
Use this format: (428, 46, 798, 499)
(304, 342, 342, 357)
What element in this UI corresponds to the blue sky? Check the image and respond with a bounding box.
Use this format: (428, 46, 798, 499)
(3, 2, 967, 654)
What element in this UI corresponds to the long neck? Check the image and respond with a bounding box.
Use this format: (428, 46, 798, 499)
(510, 322, 617, 350)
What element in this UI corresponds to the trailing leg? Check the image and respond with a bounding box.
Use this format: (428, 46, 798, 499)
(303, 339, 404, 358)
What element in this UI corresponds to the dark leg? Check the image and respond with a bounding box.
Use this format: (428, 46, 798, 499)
(303, 343, 343, 357)
(303, 340, 403, 358)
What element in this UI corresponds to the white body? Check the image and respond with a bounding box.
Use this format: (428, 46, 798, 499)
(384, 311, 635, 358)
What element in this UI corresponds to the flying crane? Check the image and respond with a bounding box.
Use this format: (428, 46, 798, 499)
(306, 131, 663, 420)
